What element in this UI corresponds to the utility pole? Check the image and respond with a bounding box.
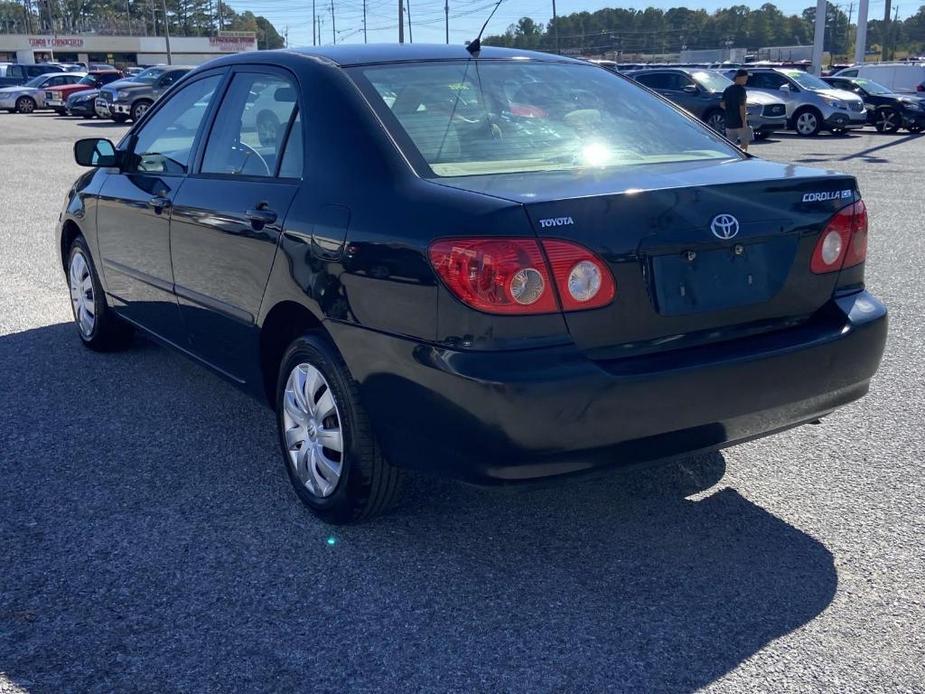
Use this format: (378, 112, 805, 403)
(330, 0, 335, 44)
(407, 0, 412, 43)
(444, 0, 448, 43)
(126, 0, 132, 35)
(811, 0, 826, 75)
(398, 0, 404, 43)
(312, 0, 316, 45)
(846, 1, 853, 58)
(363, 0, 367, 43)
(552, 0, 559, 54)
(160, 0, 172, 64)
(882, 0, 891, 60)
(854, 0, 869, 64)
(217, 0, 223, 31)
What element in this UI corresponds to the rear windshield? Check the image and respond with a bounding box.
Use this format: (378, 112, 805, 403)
(354, 61, 740, 177)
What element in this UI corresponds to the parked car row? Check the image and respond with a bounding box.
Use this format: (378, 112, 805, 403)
(621, 65, 924, 137)
(0, 64, 193, 121)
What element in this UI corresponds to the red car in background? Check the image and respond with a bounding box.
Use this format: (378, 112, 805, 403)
(45, 71, 122, 114)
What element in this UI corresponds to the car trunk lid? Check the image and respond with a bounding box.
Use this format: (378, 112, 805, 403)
(434, 158, 858, 356)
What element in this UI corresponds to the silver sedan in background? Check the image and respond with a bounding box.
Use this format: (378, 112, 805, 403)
(0, 72, 86, 113)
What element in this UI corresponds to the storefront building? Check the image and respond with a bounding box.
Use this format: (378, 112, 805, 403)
(0, 32, 257, 66)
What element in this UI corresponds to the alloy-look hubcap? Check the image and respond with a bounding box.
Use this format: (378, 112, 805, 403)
(797, 113, 816, 134)
(69, 251, 95, 337)
(282, 363, 344, 498)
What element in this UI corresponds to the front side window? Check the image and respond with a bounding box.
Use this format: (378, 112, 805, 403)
(355, 61, 739, 178)
(201, 72, 298, 177)
(130, 74, 222, 174)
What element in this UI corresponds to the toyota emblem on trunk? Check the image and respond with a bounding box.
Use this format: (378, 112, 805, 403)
(710, 214, 740, 240)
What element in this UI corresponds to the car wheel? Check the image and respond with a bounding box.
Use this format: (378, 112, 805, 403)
(111, 114, 128, 123)
(793, 108, 821, 136)
(257, 110, 282, 147)
(67, 237, 134, 351)
(874, 108, 901, 133)
(704, 110, 725, 134)
(130, 99, 151, 121)
(15, 96, 35, 114)
(276, 334, 403, 523)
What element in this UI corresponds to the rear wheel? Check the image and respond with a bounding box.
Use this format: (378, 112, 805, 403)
(793, 108, 822, 136)
(130, 99, 152, 122)
(276, 334, 403, 523)
(874, 108, 901, 133)
(15, 96, 35, 114)
(67, 237, 133, 351)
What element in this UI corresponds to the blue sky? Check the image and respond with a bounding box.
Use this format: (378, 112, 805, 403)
(235, 0, 895, 49)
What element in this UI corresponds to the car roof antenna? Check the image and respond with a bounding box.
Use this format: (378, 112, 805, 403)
(466, 0, 505, 57)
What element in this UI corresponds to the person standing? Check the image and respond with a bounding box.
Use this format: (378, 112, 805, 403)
(721, 69, 751, 152)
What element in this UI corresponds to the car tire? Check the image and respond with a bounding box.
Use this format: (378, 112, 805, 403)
(793, 108, 822, 136)
(874, 108, 901, 133)
(704, 109, 725, 134)
(276, 334, 403, 524)
(130, 99, 152, 122)
(15, 96, 35, 114)
(66, 236, 134, 352)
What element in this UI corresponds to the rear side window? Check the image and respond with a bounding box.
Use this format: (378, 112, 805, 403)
(201, 72, 298, 177)
(355, 61, 739, 178)
(636, 72, 670, 90)
(278, 111, 303, 178)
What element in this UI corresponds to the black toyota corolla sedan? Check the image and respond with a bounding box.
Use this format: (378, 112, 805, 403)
(58, 45, 887, 523)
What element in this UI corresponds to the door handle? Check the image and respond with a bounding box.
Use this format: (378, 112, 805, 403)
(245, 206, 278, 225)
(148, 196, 171, 213)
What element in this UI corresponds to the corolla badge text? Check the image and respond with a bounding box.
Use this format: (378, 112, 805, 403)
(539, 216, 574, 228)
(710, 214, 739, 240)
(802, 190, 852, 202)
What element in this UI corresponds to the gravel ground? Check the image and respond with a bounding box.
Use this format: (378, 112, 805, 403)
(0, 112, 923, 693)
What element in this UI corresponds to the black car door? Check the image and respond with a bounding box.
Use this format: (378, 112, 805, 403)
(95, 70, 226, 343)
(169, 66, 303, 378)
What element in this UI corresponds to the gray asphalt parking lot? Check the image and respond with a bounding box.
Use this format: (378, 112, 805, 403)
(1, 112, 923, 693)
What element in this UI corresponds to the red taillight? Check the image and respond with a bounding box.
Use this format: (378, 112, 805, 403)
(429, 238, 616, 315)
(541, 240, 616, 311)
(428, 238, 558, 314)
(810, 200, 868, 274)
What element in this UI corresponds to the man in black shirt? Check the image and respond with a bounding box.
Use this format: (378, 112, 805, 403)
(721, 69, 751, 152)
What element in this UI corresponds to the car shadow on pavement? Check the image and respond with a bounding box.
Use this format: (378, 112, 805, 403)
(76, 121, 129, 129)
(0, 323, 837, 692)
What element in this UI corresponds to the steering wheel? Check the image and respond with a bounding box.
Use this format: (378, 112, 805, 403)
(233, 141, 270, 177)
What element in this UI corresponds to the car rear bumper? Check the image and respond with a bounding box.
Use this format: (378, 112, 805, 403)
(330, 291, 887, 483)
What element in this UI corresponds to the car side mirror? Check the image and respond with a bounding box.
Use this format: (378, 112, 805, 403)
(74, 138, 118, 167)
(682, 84, 699, 94)
(779, 84, 792, 92)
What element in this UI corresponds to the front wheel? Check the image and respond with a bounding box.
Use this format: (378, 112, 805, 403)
(67, 237, 133, 351)
(704, 110, 725, 134)
(15, 96, 35, 114)
(276, 334, 403, 523)
(130, 99, 151, 122)
(793, 109, 821, 136)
